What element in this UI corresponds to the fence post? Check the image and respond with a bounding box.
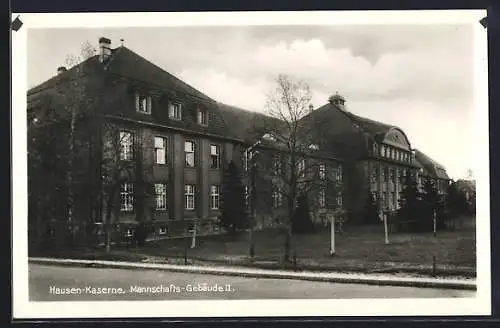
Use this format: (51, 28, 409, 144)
(184, 237, 188, 265)
(384, 212, 389, 245)
(293, 250, 297, 272)
(432, 255, 437, 277)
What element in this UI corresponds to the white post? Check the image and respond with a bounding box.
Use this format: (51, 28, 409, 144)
(383, 212, 389, 245)
(433, 209, 437, 236)
(190, 220, 197, 249)
(330, 213, 335, 256)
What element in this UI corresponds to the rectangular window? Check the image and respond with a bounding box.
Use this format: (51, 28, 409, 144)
(185, 140, 195, 167)
(158, 226, 167, 235)
(371, 191, 378, 204)
(336, 193, 343, 207)
(336, 165, 343, 182)
(391, 192, 396, 209)
(154, 136, 167, 165)
(185, 184, 195, 210)
(319, 189, 326, 208)
(274, 155, 283, 176)
(136, 94, 152, 114)
(120, 183, 134, 212)
(390, 168, 396, 183)
(371, 166, 379, 183)
(154, 183, 167, 210)
(210, 185, 220, 210)
(272, 188, 283, 208)
(198, 108, 209, 125)
(210, 144, 220, 169)
(319, 163, 326, 180)
(119, 131, 133, 161)
(168, 102, 182, 120)
(384, 192, 389, 209)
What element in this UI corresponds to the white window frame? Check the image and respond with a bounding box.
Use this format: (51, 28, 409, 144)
(168, 102, 182, 120)
(154, 183, 167, 211)
(336, 193, 343, 207)
(210, 144, 220, 169)
(319, 189, 326, 208)
(371, 166, 378, 183)
(210, 185, 220, 210)
(158, 226, 167, 235)
(185, 184, 195, 210)
(185, 140, 195, 168)
(319, 163, 326, 180)
(120, 183, 134, 212)
(154, 136, 167, 165)
(272, 188, 283, 208)
(135, 93, 152, 114)
(198, 108, 209, 125)
(336, 165, 343, 182)
(119, 131, 133, 161)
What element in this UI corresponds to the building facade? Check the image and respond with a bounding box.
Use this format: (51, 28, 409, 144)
(27, 37, 450, 245)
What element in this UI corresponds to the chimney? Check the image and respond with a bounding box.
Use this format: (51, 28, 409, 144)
(308, 104, 314, 113)
(328, 92, 347, 111)
(57, 66, 67, 75)
(98, 37, 112, 63)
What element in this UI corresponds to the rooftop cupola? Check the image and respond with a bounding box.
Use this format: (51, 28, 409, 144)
(328, 92, 347, 110)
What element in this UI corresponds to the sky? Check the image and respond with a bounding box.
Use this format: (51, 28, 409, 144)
(27, 25, 477, 180)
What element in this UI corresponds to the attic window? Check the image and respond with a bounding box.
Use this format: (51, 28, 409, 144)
(308, 144, 319, 150)
(169, 102, 182, 120)
(135, 93, 152, 114)
(262, 133, 276, 142)
(198, 108, 209, 126)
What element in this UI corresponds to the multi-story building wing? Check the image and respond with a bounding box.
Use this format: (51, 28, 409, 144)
(27, 37, 242, 243)
(217, 103, 346, 229)
(299, 93, 431, 222)
(414, 149, 451, 195)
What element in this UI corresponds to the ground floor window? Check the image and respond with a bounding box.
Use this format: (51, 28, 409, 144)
(185, 184, 195, 210)
(154, 183, 167, 210)
(210, 185, 220, 210)
(120, 183, 134, 212)
(158, 225, 167, 235)
(272, 187, 283, 208)
(336, 193, 343, 207)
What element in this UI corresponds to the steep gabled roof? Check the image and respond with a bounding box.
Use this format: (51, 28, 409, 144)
(27, 45, 239, 141)
(28, 55, 102, 97)
(105, 47, 215, 103)
(217, 102, 283, 143)
(414, 149, 450, 180)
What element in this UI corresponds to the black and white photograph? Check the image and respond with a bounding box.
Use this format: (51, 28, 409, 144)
(12, 10, 490, 318)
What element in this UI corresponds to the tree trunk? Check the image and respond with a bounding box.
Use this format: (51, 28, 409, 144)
(104, 186, 116, 253)
(284, 190, 296, 262)
(67, 106, 77, 245)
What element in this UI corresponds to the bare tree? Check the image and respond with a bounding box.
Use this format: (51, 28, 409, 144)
(100, 122, 139, 252)
(257, 74, 336, 262)
(61, 41, 97, 243)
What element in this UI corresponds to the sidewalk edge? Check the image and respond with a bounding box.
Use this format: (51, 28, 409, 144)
(28, 257, 477, 291)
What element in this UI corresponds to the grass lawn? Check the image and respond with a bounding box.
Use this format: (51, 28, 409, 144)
(133, 216, 476, 274)
(32, 216, 476, 276)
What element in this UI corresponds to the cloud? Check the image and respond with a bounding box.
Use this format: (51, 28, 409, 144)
(27, 26, 476, 179)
